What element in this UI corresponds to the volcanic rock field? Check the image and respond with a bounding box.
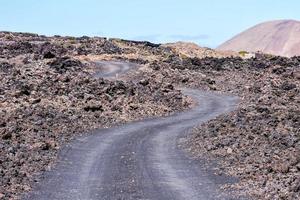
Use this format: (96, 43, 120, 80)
(0, 32, 299, 200)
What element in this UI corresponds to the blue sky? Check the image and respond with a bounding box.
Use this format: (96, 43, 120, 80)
(1, 0, 299, 47)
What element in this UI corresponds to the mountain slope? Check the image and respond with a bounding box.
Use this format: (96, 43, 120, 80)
(217, 20, 300, 57)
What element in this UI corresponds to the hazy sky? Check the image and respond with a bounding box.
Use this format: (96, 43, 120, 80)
(1, 0, 300, 47)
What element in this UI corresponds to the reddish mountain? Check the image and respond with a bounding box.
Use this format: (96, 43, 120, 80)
(217, 20, 300, 57)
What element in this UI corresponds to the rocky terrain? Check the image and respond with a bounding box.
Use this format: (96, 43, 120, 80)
(180, 56, 299, 200)
(127, 53, 300, 199)
(218, 20, 300, 57)
(0, 31, 299, 200)
(0, 32, 190, 199)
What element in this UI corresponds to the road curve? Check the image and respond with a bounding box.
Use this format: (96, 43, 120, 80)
(23, 62, 241, 200)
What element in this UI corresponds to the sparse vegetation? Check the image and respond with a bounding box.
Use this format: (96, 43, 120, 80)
(238, 50, 248, 57)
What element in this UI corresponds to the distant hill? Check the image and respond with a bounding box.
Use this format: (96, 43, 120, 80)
(217, 20, 300, 57)
(163, 42, 237, 58)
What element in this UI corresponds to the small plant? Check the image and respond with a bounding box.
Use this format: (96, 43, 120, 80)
(238, 50, 248, 57)
(65, 36, 77, 44)
(69, 39, 77, 44)
(4, 34, 13, 40)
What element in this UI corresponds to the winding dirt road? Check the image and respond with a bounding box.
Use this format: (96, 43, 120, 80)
(24, 62, 241, 200)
